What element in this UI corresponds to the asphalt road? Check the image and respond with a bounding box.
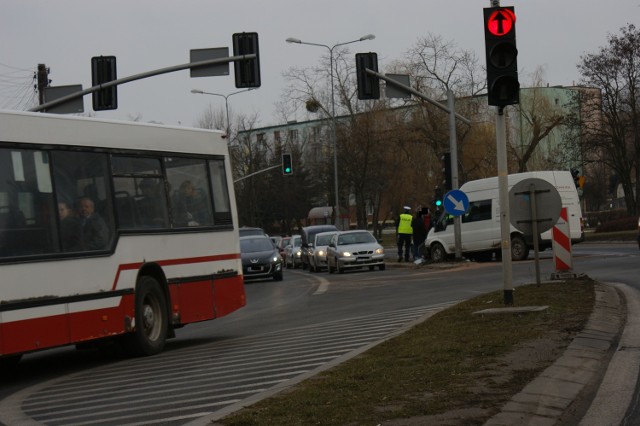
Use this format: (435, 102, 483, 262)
(0, 242, 636, 425)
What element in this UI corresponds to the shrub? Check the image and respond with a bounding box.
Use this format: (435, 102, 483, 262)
(595, 216, 637, 233)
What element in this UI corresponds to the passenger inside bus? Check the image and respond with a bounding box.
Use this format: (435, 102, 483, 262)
(137, 178, 168, 228)
(173, 180, 208, 227)
(58, 201, 83, 251)
(77, 197, 109, 250)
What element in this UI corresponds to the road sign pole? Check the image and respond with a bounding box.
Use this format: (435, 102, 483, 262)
(448, 90, 462, 260)
(496, 108, 513, 305)
(529, 183, 541, 286)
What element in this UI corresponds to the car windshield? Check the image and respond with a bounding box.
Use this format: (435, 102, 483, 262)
(241, 238, 274, 253)
(291, 236, 301, 247)
(337, 232, 376, 245)
(316, 234, 334, 246)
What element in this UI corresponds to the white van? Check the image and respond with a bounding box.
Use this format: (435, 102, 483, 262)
(426, 171, 584, 262)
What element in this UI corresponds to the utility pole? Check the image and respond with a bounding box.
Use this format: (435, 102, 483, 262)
(36, 64, 50, 105)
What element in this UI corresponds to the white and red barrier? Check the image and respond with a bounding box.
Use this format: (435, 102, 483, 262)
(552, 207, 573, 275)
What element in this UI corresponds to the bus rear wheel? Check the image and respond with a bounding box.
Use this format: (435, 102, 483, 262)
(125, 275, 168, 356)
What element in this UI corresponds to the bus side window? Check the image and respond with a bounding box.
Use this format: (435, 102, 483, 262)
(0, 149, 57, 258)
(165, 157, 214, 228)
(52, 150, 114, 252)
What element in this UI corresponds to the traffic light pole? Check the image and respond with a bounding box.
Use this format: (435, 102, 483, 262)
(29, 54, 257, 113)
(365, 69, 471, 125)
(447, 90, 463, 260)
(496, 107, 513, 304)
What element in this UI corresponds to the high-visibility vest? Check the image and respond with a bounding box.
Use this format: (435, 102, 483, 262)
(397, 213, 413, 234)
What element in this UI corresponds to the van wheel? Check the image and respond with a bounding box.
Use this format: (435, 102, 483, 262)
(430, 243, 446, 263)
(125, 275, 168, 356)
(511, 234, 530, 261)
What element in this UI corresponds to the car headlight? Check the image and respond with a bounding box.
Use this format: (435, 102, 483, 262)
(317, 250, 325, 256)
(341, 251, 352, 257)
(375, 248, 384, 254)
(295, 250, 301, 257)
(272, 255, 280, 263)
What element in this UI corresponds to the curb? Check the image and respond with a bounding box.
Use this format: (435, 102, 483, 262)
(484, 282, 625, 425)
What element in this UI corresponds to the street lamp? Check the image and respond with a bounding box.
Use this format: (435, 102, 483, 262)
(286, 34, 375, 229)
(190, 88, 253, 139)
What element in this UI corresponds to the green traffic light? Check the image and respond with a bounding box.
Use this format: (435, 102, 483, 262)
(435, 200, 442, 207)
(285, 167, 291, 173)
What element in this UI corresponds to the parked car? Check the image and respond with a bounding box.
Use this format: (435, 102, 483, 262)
(301, 224, 338, 270)
(240, 235, 283, 281)
(239, 226, 268, 237)
(277, 236, 291, 259)
(327, 230, 385, 273)
(308, 231, 338, 272)
(284, 235, 303, 269)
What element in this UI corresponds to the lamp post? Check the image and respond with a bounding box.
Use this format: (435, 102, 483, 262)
(286, 34, 375, 229)
(190, 88, 253, 140)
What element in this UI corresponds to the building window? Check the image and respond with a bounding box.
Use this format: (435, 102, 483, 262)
(288, 129, 298, 143)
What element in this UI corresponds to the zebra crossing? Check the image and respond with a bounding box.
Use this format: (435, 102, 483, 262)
(0, 303, 452, 426)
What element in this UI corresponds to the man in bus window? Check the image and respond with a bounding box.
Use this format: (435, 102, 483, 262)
(173, 180, 207, 226)
(77, 197, 109, 250)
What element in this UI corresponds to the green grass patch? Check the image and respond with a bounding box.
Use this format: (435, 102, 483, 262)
(219, 278, 595, 426)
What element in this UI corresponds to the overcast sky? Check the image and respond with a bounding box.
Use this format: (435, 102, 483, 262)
(1, 0, 638, 128)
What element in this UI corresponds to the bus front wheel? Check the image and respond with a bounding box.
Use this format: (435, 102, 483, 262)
(126, 275, 168, 356)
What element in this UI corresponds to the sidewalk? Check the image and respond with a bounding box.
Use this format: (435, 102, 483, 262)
(484, 282, 640, 425)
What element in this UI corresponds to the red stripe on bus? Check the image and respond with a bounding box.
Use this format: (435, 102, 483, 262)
(112, 252, 241, 291)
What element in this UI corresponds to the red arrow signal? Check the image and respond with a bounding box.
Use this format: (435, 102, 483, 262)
(487, 8, 516, 36)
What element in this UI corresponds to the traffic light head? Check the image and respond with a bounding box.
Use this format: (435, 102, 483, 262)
(91, 56, 118, 111)
(233, 32, 261, 88)
(441, 152, 452, 191)
(355, 52, 380, 100)
(434, 186, 443, 207)
(282, 153, 293, 175)
(483, 7, 519, 107)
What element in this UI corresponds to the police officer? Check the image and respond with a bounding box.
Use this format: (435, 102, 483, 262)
(396, 206, 413, 262)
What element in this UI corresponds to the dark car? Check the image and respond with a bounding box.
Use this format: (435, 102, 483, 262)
(240, 235, 283, 281)
(239, 227, 268, 238)
(301, 224, 338, 270)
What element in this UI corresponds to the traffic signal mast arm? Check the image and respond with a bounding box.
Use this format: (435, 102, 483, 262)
(363, 68, 471, 125)
(29, 54, 257, 113)
(233, 163, 281, 183)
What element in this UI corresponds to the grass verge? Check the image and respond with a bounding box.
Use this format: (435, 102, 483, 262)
(217, 277, 595, 426)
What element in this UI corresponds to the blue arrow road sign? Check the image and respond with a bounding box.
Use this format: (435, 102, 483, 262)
(443, 189, 469, 216)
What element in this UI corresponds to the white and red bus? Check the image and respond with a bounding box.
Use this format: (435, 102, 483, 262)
(0, 110, 246, 364)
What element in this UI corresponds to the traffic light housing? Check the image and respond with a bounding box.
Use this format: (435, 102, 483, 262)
(355, 52, 380, 100)
(434, 186, 443, 208)
(442, 152, 452, 191)
(282, 153, 293, 175)
(91, 56, 117, 111)
(233, 32, 261, 88)
(571, 168, 585, 189)
(483, 7, 519, 106)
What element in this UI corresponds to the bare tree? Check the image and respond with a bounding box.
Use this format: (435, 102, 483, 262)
(510, 67, 567, 172)
(575, 23, 640, 215)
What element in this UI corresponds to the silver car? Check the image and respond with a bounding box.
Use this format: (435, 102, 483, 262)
(308, 231, 337, 272)
(284, 235, 303, 269)
(327, 230, 385, 273)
